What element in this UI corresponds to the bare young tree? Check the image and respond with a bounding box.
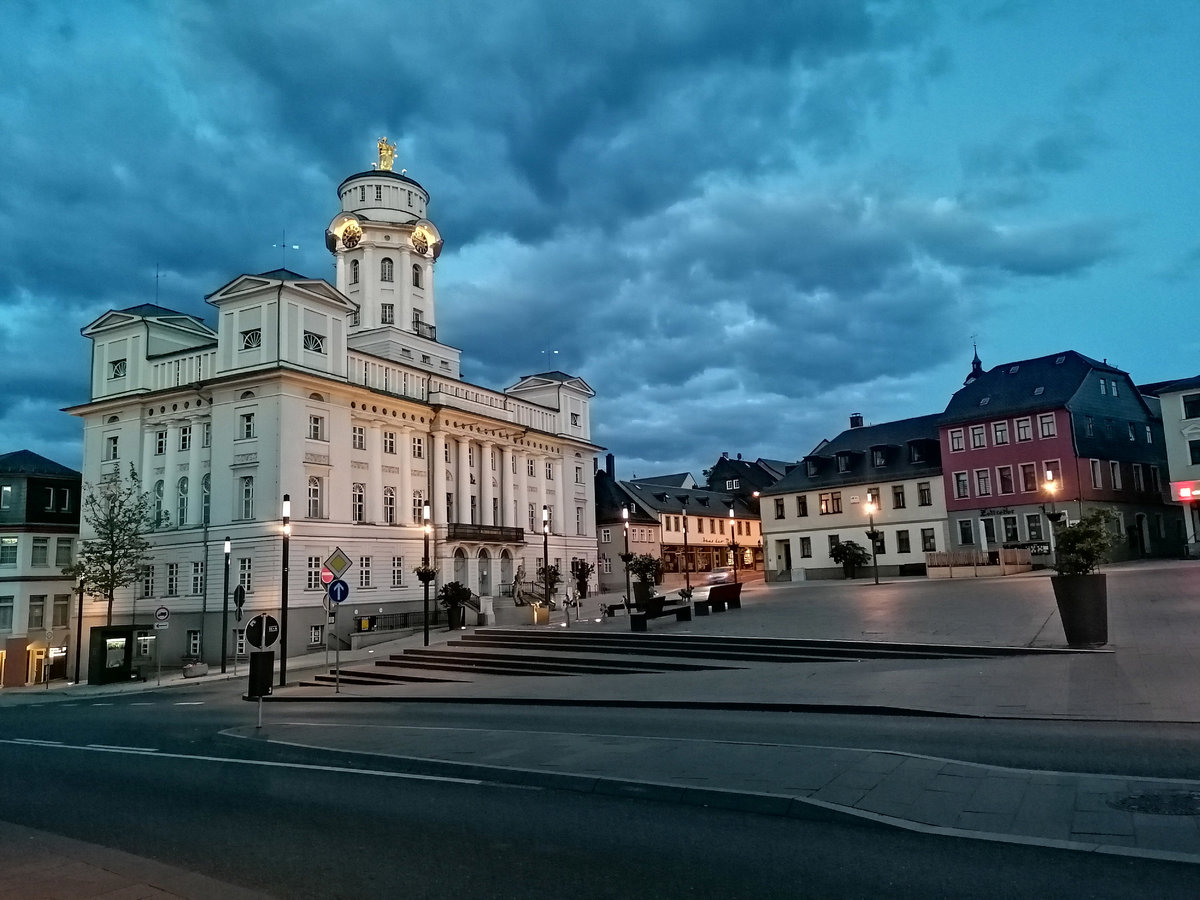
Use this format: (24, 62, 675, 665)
(66, 464, 159, 625)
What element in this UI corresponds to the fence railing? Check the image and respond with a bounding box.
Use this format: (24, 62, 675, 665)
(350, 609, 444, 634)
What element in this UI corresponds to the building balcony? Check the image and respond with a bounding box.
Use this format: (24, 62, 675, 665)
(445, 523, 525, 543)
(413, 321, 436, 340)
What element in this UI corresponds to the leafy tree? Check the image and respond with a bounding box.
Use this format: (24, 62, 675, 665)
(437, 580, 473, 630)
(1053, 509, 1119, 575)
(66, 465, 159, 625)
(829, 540, 871, 578)
(626, 553, 661, 584)
(537, 564, 562, 597)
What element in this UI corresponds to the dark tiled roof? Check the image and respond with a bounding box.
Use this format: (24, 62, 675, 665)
(0, 450, 80, 477)
(941, 350, 1122, 425)
(621, 481, 755, 518)
(634, 473, 694, 488)
(765, 414, 942, 495)
(1139, 375, 1200, 396)
(254, 268, 312, 281)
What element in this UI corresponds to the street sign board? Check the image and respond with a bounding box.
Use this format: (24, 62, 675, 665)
(320, 566, 334, 585)
(245, 614, 280, 649)
(327, 579, 350, 604)
(154, 622, 169, 630)
(233, 585, 246, 608)
(154, 606, 170, 622)
(324, 548, 352, 580)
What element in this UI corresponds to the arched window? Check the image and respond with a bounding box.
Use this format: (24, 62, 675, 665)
(201, 474, 211, 525)
(308, 476, 322, 519)
(383, 487, 396, 524)
(380, 258, 394, 282)
(351, 483, 365, 522)
(412, 264, 422, 288)
(528, 503, 535, 533)
(350, 259, 359, 285)
(153, 480, 164, 527)
(240, 476, 254, 519)
(177, 477, 188, 527)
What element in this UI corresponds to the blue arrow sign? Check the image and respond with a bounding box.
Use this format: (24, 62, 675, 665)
(327, 579, 350, 604)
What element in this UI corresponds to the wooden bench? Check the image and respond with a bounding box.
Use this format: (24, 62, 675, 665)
(604, 598, 633, 617)
(694, 581, 743, 616)
(630, 596, 693, 631)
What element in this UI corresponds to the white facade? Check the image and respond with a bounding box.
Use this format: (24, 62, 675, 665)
(68, 152, 601, 676)
(1159, 381, 1200, 550)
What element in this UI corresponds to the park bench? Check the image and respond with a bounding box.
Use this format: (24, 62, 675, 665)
(629, 594, 693, 631)
(693, 581, 743, 616)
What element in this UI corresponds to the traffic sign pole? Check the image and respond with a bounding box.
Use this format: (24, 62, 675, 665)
(334, 604, 340, 694)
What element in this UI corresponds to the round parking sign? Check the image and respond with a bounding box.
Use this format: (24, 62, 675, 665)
(154, 606, 170, 622)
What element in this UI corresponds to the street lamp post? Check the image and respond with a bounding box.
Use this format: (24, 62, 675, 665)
(422, 503, 432, 646)
(864, 499, 880, 585)
(1043, 471, 1060, 566)
(279, 494, 290, 688)
(681, 507, 690, 592)
(728, 507, 738, 584)
(542, 505, 551, 608)
(220, 537, 231, 674)
(73, 574, 84, 685)
(622, 506, 632, 607)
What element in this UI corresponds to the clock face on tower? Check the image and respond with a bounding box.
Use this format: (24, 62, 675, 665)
(341, 221, 363, 249)
(411, 228, 429, 255)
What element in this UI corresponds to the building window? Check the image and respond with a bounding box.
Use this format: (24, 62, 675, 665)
(970, 426, 986, 449)
(1020, 464, 1037, 492)
(28, 595, 45, 629)
(359, 556, 372, 588)
(179, 425, 191, 452)
(1090, 459, 1103, 488)
(896, 530, 911, 554)
(997, 466, 1014, 495)
(154, 430, 167, 455)
(31, 537, 49, 567)
(392, 556, 404, 587)
(528, 459, 536, 477)
(827, 534, 840, 556)
(1016, 418, 1032, 442)
(412, 490, 425, 523)
(575, 466, 583, 485)
(1127, 422, 1136, 442)
(240, 329, 261, 351)
(1145, 425, 1153, 444)
(954, 472, 969, 499)
(201, 422, 211, 448)
(109, 359, 127, 379)
(239, 476, 254, 519)
(821, 491, 842, 514)
(307, 556, 322, 590)
(546, 463, 554, 480)
(992, 422, 1009, 445)
(949, 429, 965, 452)
(412, 436, 424, 459)
(1183, 394, 1200, 419)
(308, 476, 323, 518)
(872, 449, 886, 467)
(152, 480, 164, 526)
(1151, 466, 1162, 492)
(105, 435, 119, 461)
(167, 563, 179, 596)
(412, 265, 422, 288)
(55, 537, 73, 568)
(1027, 515, 1044, 541)
(915, 482, 931, 507)
(308, 415, 325, 441)
(352, 426, 366, 450)
(958, 520, 974, 545)
(577, 506, 585, 536)
(0, 595, 12, 631)
(1085, 416, 1094, 437)
(1109, 461, 1122, 490)
(0, 485, 9, 510)
(891, 485, 906, 509)
(1003, 516, 1019, 542)
(1038, 413, 1056, 438)
(1133, 464, 1145, 492)
(601, 528, 611, 543)
(836, 455, 850, 473)
(601, 557, 612, 574)
(303, 331, 325, 354)
(177, 476, 188, 526)
(381, 258, 394, 282)
(236, 557, 251, 591)
(774, 498, 785, 519)
(309, 625, 324, 647)
(383, 431, 396, 454)
(352, 483, 365, 522)
(920, 528, 936, 552)
(381, 303, 395, 324)
(799, 537, 812, 558)
(865, 487, 880, 507)
(528, 504, 536, 532)
(191, 562, 204, 595)
(1110, 379, 1119, 397)
(239, 412, 255, 440)
(383, 487, 396, 524)
(141, 566, 154, 598)
(350, 259, 360, 284)
(797, 495, 808, 517)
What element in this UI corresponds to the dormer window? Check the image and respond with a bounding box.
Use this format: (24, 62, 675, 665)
(1055, 356, 1066, 364)
(872, 449, 886, 467)
(836, 455, 850, 473)
(979, 397, 990, 406)
(380, 258, 394, 282)
(1033, 386, 1044, 395)
(908, 443, 925, 463)
(1008, 366, 1019, 374)
(303, 331, 325, 354)
(109, 359, 127, 379)
(806, 460, 818, 476)
(240, 329, 261, 351)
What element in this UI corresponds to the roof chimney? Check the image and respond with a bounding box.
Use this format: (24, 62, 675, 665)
(849, 413, 864, 428)
(605, 453, 615, 478)
(722, 451, 729, 459)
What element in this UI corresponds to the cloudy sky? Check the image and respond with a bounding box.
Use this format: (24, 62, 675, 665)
(3, 1, 1197, 481)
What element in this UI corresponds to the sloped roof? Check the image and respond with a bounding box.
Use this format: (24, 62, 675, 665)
(0, 450, 80, 477)
(633, 473, 695, 488)
(941, 350, 1126, 425)
(1139, 375, 1200, 396)
(620, 481, 755, 518)
(253, 268, 311, 281)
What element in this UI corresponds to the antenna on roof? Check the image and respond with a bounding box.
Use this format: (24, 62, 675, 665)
(273, 231, 300, 268)
(541, 349, 559, 371)
(155, 262, 160, 302)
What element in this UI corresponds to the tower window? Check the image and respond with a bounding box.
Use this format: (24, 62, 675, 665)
(412, 265, 422, 288)
(359, 186, 366, 202)
(375, 185, 382, 201)
(350, 259, 359, 285)
(381, 304, 395, 324)
(381, 258, 394, 282)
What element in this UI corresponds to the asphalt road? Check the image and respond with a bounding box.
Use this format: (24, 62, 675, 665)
(2, 685, 1199, 898)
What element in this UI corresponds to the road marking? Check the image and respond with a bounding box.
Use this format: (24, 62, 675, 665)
(87, 744, 158, 752)
(0, 739, 483, 786)
(130, 702, 153, 706)
(90, 703, 113, 706)
(10, 738, 64, 746)
(173, 701, 204, 706)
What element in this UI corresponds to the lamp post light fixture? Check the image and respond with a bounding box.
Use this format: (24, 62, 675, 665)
(542, 505, 551, 609)
(728, 507, 739, 584)
(622, 505, 632, 606)
(73, 573, 85, 685)
(422, 503, 432, 646)
(279, 494, 290, 687)
(1042, 471, 1060, 565)
(864, 499, 880, 585)
(681, 506, 691, 592)
(220, 537, 231, 674)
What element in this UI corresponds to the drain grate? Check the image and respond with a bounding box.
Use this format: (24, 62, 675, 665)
(1108, 792, 1200, 816)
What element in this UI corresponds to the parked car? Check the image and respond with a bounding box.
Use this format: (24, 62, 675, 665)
(706, 567, 734, 585)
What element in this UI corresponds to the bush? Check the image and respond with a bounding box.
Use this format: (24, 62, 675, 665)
(626, 553, 662, 584)
(829, 540, 871, 569)
(1054, 509, 1118, 575)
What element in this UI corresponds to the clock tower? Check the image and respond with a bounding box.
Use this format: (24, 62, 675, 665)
(326, 138, 458, 375)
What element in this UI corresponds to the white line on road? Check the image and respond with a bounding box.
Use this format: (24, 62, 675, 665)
(11, 738, 64, 746)
(130, 702, 153, 706)
(90, 703, 113, 706)
(87, 744, 159, 752)
(0, 739, 483, 786)
(173, 701, 204, 706)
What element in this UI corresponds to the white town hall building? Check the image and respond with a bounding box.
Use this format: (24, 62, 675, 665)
(67, 141, 600, 679)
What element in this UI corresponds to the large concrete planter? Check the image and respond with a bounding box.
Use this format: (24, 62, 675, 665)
(632, 581, 654, 608)
(1051, 574, 1108, 648)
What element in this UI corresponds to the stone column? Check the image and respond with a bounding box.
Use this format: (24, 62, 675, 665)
(455, 436, 471, 524)
(367, 422, 383, 522)
(514, 449, 528, 532)
(480, 441, 495, 526)
(500, 446, 514, 527)
(553, 457, 566, 538)
(399, 426, 413, 524)
(431, 431, 447, 526)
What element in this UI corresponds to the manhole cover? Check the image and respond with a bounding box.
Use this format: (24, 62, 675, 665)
(1108, 792, 1200, 816)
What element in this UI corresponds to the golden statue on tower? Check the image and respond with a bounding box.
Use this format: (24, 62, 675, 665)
(377, 137, 397, 171)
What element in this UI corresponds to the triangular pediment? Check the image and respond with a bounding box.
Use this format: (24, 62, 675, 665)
(82, 305, 214, 340)
(205, 272, 356, 312)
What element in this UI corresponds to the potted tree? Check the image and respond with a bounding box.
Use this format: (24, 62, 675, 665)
(625, 554, 662, 610)
(829, 540, 872, 579)
(1051, 508, 1117, 648)
(437, 581, 472, 631)
(572, 560, 595, 600)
